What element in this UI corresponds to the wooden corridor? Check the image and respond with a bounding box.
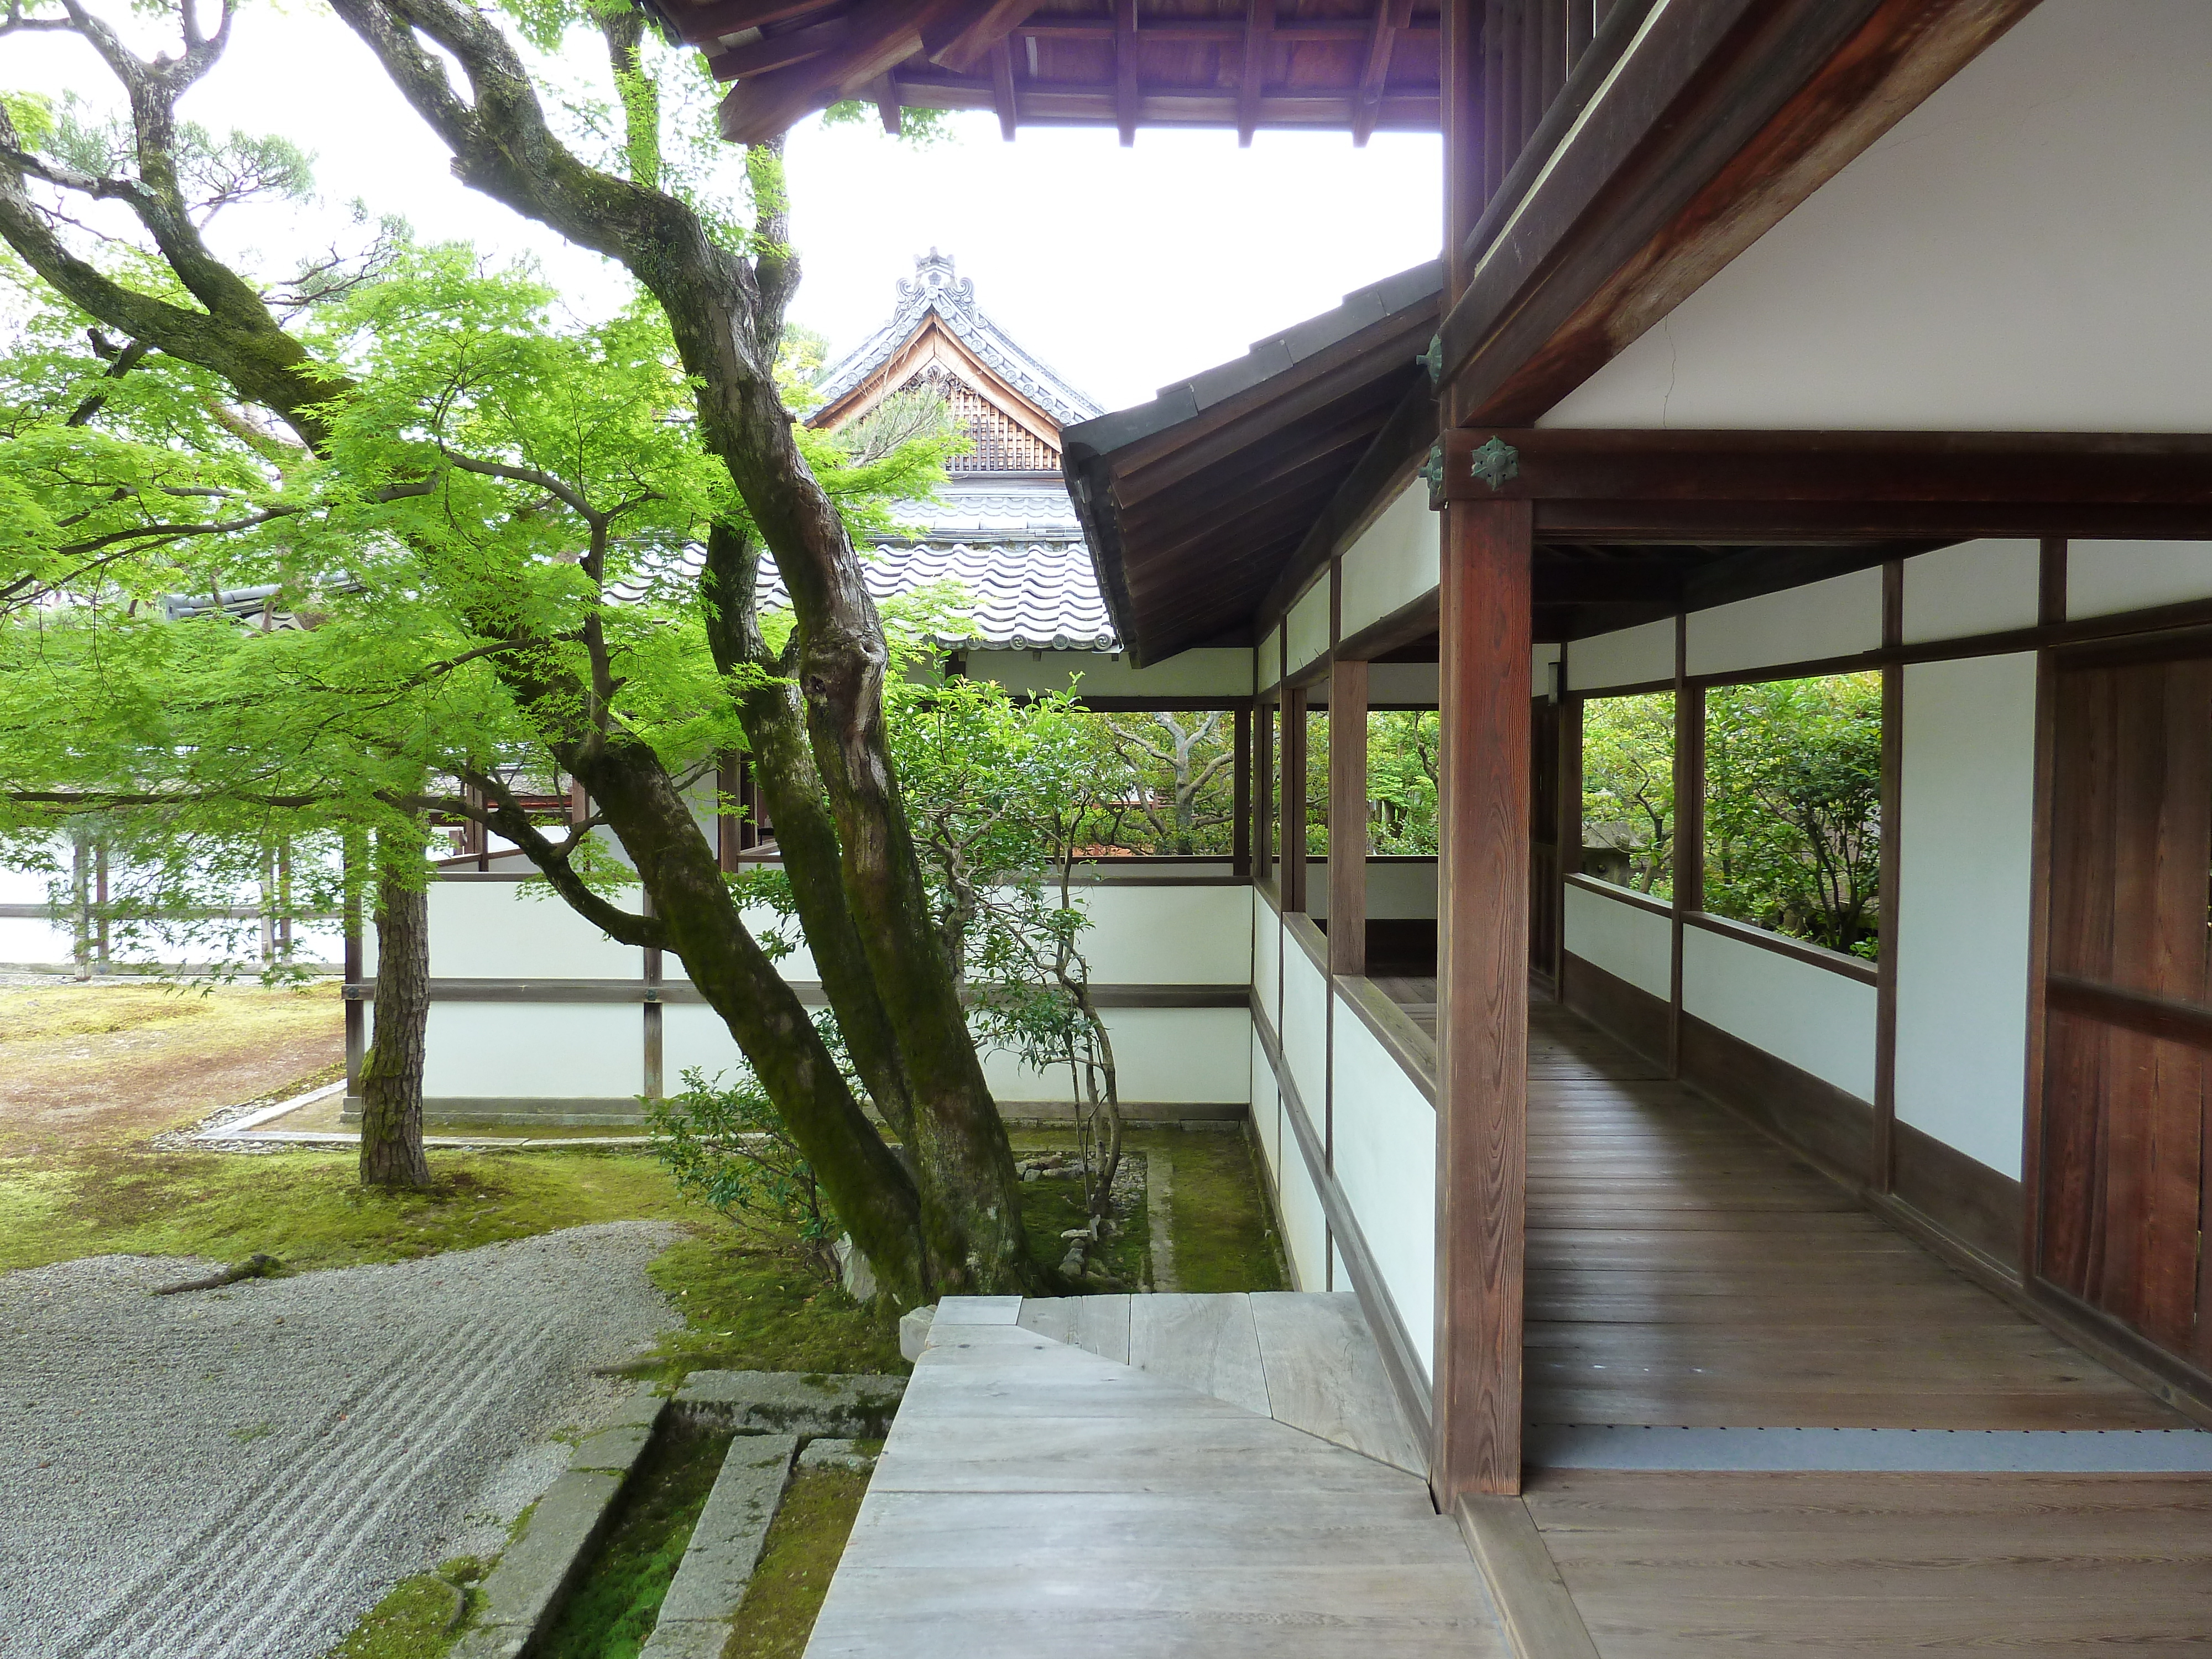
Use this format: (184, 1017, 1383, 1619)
(1517, 998, 2186, 1431)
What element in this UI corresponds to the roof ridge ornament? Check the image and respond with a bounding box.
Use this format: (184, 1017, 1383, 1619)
(898, 247, 977, 319)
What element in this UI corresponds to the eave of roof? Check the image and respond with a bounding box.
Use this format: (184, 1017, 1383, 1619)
(1062, 259, 1443, 668)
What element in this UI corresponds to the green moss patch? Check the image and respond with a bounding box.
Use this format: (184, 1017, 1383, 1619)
(324, 1562, 473, 1659)
(1133, 1129, 1287, 1293)
(724, 1467, 870, 1659)
(640, 1237, 907, 1382)
(0, 1146, 691, 1275)
(539, 1417, 738, 1659)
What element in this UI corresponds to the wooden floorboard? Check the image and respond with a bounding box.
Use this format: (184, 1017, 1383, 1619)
(1129, 1291, 1274, 1416)
(807, 1316, 1507, 1658)
(1249, 1290, 1429, 1475)
(1524, 1468, 2212, 1657)
(1507, 1000, 2189, 1431)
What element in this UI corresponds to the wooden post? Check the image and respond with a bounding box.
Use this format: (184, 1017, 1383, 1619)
(1669, 654, 1703, 1077)
(343, 836, 365, 1103)
(93, 842, 109, 977)
(1257, 700, 1276, 886)
(1556, 687, 1580, 995)
(1233, 706, 1253, 881)
(1432, 497, 1531, 1503)
(642, 888, 664, 1100)
(1282, 684, 1310, 913)
(1874, 560, 1905, 1193)
(1329, 659, 1370, 976)
(718, 750, 742, 872)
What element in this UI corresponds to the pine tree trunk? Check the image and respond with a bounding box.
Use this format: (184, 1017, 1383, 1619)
(358, 844, 430, 1190)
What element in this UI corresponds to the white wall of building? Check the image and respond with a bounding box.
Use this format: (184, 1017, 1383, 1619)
(1685, 568, 1882, 679)
(1539, 0, 2212, 434)
(1330, 998, 1437, 1382)
(2068, 540, 2212, 620)
(1339, 481, 1437, 643)
(1540, 3, 2212, 431)
(421, 1002, 642, 1100)
(1281, 937, 1331, 1121)
(1903, 540, 2041, 644)
(1563, 880, 1672, 999)
(1567, 619, 1673, 692)
(1682, 928, 1877, 1105)
(1286, 579, 1331, 679)
(967, 647, 1251, 700)
(1893, 654, 2040, 1179)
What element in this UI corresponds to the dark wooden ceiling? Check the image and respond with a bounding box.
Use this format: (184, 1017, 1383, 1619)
(645, 0, 1444, 145)
(1062, 262, 1441, 666)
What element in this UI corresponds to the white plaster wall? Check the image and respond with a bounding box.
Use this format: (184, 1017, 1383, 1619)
(1540, 0, 2212, 433)
(1682, 930, 1876, 1104)
(1276, 1101, 1331, 1291)
(1563, 881, 1672, 999)
(981, 1006, 1251, 1103)
(1330, 998, 1437, 1382)
(1366, 860, 1439, 920)
(1687, 568, 1882, 679)
(2068, 541, 2212, 620)
(1893, 653, 2038, 1178)
(1281, 941, 1331, 1119)
(1251, 1027, 1284, 1178)
(1260, 631, 1281, 693)
(662, 1001, 747, 1087)
(429, 880, 643, 979)
(1339, 482, 1437, 643)
(1068, 884, 1251, 984)
(965, 647, 1253, 700)
(662, 905, 818, 982)
(421, 1002, 641, 1099)
(1903, 540, 2041, 645)
(1568, 619, 1673, 691)
(1254, 898, 1282, 1035)
(1313, 662, 1441, 706)
(1286, 580, 1331, 678)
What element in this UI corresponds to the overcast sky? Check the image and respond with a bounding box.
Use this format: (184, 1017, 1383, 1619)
(6, 4, 1443, 411)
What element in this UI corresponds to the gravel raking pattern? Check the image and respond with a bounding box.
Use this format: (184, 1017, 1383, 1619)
(0, 1223, 681, 1659)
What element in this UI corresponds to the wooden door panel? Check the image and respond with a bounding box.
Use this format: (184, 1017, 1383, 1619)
(2041, 655, 2212, 1368)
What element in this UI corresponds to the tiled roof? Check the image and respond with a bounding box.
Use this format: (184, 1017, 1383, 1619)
(761, 539, 1114, 653)
(813, 251, 1105, 430)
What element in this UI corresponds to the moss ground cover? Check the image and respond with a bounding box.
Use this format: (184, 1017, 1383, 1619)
(0, 1144, 693, 1274)
(538, 1417, 738, 1659)
(1133, 1129, 1288, 1292)
(322, 1559, 477, 1659)
(723, 1467, 871, 1659)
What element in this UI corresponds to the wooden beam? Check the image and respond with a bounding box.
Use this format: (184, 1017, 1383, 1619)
(1446, 0, 1487, 300)
(704, 17, 848, 80)
(1352, 0, 1408, 147)
(1234, 705, 1254, 881)
(672, 0, 843, 45)
(1114, 0, 1140, 146)
(1433, 495, 1530, 1502)
(988, 37, 1019, 138)
(1438, 0, 2039, 419)
(1282, 681, 1310, 913)
(719, 0, 972, 144)
(1435, 429, 2212, 524)
(870, 72, 903, 131)
(1239, 0, 1277, 147)
(1330, 658, 1371, 976)
(927, 0, 1037, 71)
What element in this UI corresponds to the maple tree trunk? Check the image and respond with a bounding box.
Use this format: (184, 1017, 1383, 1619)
(357, 841, 431, 1190)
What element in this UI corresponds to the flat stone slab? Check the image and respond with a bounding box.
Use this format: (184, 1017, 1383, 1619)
(799, 1437, 878, 1472)
(675, 1370, 906, 1438)
(640, 1434, 799, 1658)
(454, 1384, 665, 1659)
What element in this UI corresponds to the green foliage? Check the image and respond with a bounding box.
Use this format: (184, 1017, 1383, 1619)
(641, 1235, 906, 1379)
(1367, 711, 1441, 854)
(1704, 673, 1884, 957)
(646, 1024, 844, 1280)
(1580, 691, 1676, 895)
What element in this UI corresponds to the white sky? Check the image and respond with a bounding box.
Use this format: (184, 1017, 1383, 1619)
(6, 3, 1442, 411)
